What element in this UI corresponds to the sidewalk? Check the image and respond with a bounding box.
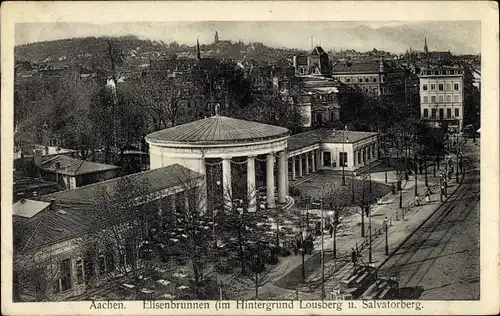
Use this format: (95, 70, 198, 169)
(239, 163, 464, 300)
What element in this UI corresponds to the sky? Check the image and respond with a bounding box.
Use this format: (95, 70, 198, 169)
(15, 21, 481, 54)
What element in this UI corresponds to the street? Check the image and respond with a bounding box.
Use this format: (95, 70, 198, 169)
(378, 142, 480, 300)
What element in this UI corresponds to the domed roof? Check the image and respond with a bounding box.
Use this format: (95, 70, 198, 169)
(146, 116, 290, 145)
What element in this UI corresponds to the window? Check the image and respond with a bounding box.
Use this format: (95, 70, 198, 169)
(423, 96, 428, 103)
(339, 152, 348, 167)
(372, 77, 377, 82)
(431, 96, 436, 102)
(454, 94, 459, 102)
(346, 78, 350, 83)
(365, 78, 370, 82)
(430, 84, 436, 90)
(439, 84, 444, 91)
(423, 109, 429, 118)
(447, 108, 452, 118)
(439, 95, 444, 103)
(75, 258, 84, 284)
(359, 78, 363, 83)
(446, 83, 451, 90)
(381, 76, 386, 82)
(431, 109, 437, 119)
(447, 95, 451, 102)
(439, 108, 444, 120)
(106, 247, 115, 273)
(454, 83, 459, 90)
(450, 69, 455, 75)
(455, 108, 460, 117)
(300, 68, 304, 74)
(54, 258, 72, 293)
(422, 84, 428, 91)
(434, 71, 439, 75)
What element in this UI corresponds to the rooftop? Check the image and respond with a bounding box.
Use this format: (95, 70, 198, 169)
(40, 155, 120, 176)
(13, 199, 51, 218)
(16, 164, 202, 252)
(288, 129, 378, 152)
(146, 115, 290, 145)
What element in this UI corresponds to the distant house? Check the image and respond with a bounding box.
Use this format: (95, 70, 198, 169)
(40, 155, 121, 189)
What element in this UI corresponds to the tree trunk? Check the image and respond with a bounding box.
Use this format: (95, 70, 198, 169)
(238, 230, 245, 274)
(255, 273, 259, 300)
(361, 210, 365, 237)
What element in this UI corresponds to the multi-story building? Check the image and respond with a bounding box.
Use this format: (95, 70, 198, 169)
(418, 65, 464, 131)
(330, 57, 407, 97)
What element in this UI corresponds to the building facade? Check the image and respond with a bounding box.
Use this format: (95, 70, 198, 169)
(418, 65, 464, 131)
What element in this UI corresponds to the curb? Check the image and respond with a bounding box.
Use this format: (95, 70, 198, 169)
(375, 174, 464, 271)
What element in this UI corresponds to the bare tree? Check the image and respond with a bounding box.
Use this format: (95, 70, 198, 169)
(353, 175, 378, 237)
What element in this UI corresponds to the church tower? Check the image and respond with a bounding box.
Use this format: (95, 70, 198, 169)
(424, 38, 428, 55)
(196, 38, 201, 61)
(214, 31, 219, 44)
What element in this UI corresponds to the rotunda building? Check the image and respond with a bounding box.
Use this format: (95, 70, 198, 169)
(146, 115, 291, 212)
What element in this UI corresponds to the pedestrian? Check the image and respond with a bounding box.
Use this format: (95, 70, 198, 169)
(351, 249, 358, 266)
(329, 226, 333, 238)
(415, 195, 420, 206)
(425, 192, 430, 203)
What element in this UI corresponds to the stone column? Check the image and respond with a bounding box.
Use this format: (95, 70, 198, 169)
(320, 151, 324, 168)
(315, 150, 322, 171)
(266, 153, 276, 208)
(298, 155, 303, 178)
(222, 157, 232, 212)
(171, 193, 177, 214)
(199, 157, 207, 213)
(291, 157, 296, 180)
(285, 157, 289, 195)
(305, 153, 310, 175)
(278, 151, 287, 204)
(374, 143, 378, 160)
(353, 150, 357, 167)
(247, 156, 256, 212)
(311, 151, 316, 172)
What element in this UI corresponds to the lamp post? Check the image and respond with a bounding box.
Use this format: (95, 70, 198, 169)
(319, 183, 330, 299)
(383, 216, 389, 256)
(368, 205, 373, 264)
(342, 126, 347, 186)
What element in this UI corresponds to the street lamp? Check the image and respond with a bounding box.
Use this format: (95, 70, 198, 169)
(383, 216, 389, 256)
(368, 205, 373, 264)
(319, 183, 331, 299)
(342, 126, 347, 186)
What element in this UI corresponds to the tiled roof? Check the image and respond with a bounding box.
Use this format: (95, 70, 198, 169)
(146, 116, 291, 145)
(40, 155, 120, 176)
(18, 164, 202, 251)
(331, 60, 380, 73)
(288, 129, 378, 152)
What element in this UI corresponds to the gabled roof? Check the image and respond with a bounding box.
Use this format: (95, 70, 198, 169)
(17, 164, 202, 252)
(40, 155, 120, 176)
(146, 115, 290, 145)
(310, 46, 327, 56)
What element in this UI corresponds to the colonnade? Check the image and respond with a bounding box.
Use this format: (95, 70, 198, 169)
(353, 143, 378, 168)
(289, 149, 322, 181)
(220, 150, 288, 212)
